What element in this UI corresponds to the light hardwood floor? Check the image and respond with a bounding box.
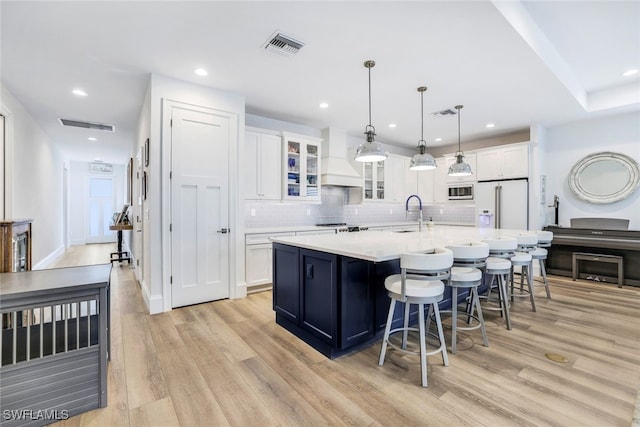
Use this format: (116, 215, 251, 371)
(50, 243, 640, 427)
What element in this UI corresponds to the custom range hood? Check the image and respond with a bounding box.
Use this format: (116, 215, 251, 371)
(320, 127, 363, 187)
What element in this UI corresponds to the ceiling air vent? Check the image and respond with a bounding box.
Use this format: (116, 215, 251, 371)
(59, 118, 115, 132)
(432, 108, 457, 116)
(89, 162, 113, 173)
(263, 31, 304, 56)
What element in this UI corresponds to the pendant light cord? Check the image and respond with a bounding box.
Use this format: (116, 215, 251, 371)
(368, 65, 372, 128)
(417, 86, 427, 153)
(420, 89, 424, 142)
(364, 60, 376, 141)
(455, 104, 463, 154)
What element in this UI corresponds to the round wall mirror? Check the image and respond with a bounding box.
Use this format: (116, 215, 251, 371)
(568, 152, 640, 204)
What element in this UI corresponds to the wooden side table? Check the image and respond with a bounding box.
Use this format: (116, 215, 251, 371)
(109, 224, 133, 264)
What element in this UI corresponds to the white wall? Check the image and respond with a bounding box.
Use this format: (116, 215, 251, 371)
(543, 111, 640, 229)
(129, 80, 151, 286)
(1, 84, 64, 267)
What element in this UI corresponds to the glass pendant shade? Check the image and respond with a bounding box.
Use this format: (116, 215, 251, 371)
(355, 60, 387, 162)
(448, 104, 472, 176)
(409, 144, 436, 170)
(355, 140, 388, 162)
(408, 86, 436, 170)
(448, 152, 472, 176)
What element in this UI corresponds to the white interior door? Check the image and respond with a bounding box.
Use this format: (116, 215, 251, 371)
(171, 107, 230, 308)
(86, 176, 116, 243)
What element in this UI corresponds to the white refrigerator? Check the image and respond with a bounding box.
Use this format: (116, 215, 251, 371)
(475, 179, 528, 230)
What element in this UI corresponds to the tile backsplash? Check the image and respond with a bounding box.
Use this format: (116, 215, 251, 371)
(245, 187, 476, 228)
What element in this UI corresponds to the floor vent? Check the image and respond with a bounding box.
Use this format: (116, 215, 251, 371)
(59, 118, 115, 132)
(263, 31, 304, 56)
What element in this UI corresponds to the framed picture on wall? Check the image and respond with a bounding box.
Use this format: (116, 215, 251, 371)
(126, 157, 133, 205)
(144, 138, 150, 167)
(142, 171, 148, 200)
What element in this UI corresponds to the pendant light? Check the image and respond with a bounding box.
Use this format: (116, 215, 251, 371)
(448, 104, 472, 176)
(409, 86, 436, 171)
(355, 60, 387, 162)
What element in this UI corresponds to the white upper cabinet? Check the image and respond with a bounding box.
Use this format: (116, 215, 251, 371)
(404, 157, 419, 200)
(445, 153, 477, 183)
(245, 128, 282, 200)
(283, 132, 322, 201)
(476, 142, 529, 181)
(386, 155, 408, 203)
(434, 157, 449, 203)
(416, 168, 435, 204)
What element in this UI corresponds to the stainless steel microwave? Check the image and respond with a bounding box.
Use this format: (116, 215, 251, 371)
(448, 184, 474, 200)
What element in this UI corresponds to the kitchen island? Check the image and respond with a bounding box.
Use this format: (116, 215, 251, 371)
(271, 226, 527, 358)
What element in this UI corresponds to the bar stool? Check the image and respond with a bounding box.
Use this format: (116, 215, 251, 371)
(378, 248, 452, 387)
(481, 237, 517, 330)
(510, 234, 537, 312)
(532, 230, 553, 298)
(444, 241, 490, 353)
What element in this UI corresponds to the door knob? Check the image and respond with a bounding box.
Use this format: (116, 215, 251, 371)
(217, 228, 229, 234)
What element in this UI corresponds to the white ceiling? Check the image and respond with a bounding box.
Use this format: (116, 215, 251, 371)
(1, 1, 639, 165)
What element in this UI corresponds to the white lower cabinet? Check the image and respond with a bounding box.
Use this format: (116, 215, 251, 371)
(245, 232, 294, 290)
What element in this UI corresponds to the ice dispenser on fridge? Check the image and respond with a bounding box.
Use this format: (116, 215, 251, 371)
(478, 209, 494, 228)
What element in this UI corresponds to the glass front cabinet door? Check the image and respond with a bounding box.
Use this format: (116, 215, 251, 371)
(282, 132, 322, 201)
(363, 161, 385, 200)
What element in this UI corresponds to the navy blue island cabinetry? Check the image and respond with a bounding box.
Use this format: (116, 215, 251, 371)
(273, 242, 400, 358)
(271, 226, 534, 358)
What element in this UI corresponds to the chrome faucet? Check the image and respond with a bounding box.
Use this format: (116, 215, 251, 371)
(405, 194, 423, 231)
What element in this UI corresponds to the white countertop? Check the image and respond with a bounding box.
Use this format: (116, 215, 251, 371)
(245, 221, 473, 235)
(270, 226, 530, 262)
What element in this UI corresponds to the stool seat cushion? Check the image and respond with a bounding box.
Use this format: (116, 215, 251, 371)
(511, 252, 533, 263)
(530, 247, 548, 259)
(450, 266, 482, 282)
(486, 257, 511, 270)
(385, 275, 445, 298)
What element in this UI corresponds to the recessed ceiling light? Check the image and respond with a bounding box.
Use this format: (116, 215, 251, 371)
(88, 137, 97, 141)
(622, 69, 638, 77)
(486, 123, 495, 128)
(72, 89, 88, 97)
(319, 102, 329, 109)
(388, 123, 397, 128)
(194, 68, 208, 76)
(435, 138, 442, 142)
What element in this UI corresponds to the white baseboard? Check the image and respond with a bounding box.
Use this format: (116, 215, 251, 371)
(139, 279, 164, 314)
(234, 281, 247, 299)
(33, 245, 65, 270)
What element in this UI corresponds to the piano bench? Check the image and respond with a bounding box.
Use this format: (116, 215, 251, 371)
(572, 252, 624, 288)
